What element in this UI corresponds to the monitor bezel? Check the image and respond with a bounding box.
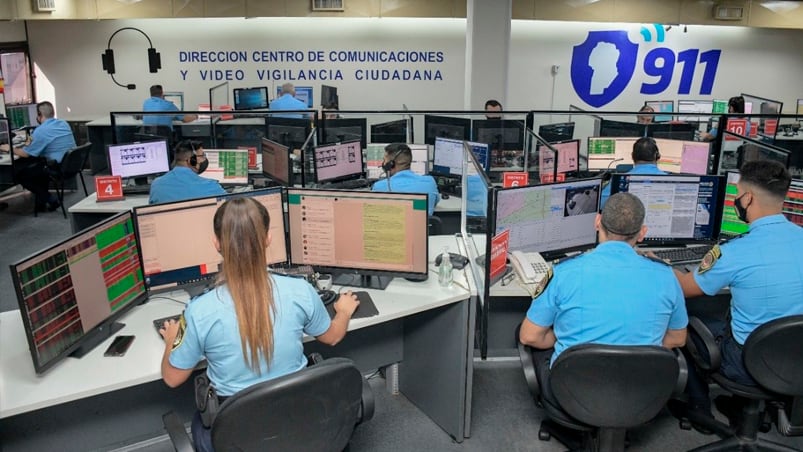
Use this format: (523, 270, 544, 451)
(423, 114, 471, 145)
(265, 117, 312, 150)
(10, 211, 148, 374)
(319, 117, 368, 151)
(286, 187, 429, 281)
(470, 119, 525, 151)
(312, 140, 366, 184)
(599, 118, 646, 138)
(106, 139, 171, 180)
(370, 119, 408, 144)
(233, 86, 269, 111)
(537, 121, 576, 143)
(260, 137, 293, 186)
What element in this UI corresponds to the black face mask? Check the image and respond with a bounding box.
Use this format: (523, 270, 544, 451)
(734, 194, 749, 224)
(196, 158, 209, 175)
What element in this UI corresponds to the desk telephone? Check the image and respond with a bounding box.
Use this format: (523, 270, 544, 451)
(509, 250, 551, 285)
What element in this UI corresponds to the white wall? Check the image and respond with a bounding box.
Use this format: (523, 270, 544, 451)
(19, 17, 803, 120)
(0, 21, 26, 42)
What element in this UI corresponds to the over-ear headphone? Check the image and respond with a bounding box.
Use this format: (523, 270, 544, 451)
(188, 141, 199, 167)
(382, 148, 405, 173)
(101, 27, 161, 90)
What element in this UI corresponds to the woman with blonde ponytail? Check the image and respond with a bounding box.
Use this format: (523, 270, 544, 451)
(159, 197, 359, 451)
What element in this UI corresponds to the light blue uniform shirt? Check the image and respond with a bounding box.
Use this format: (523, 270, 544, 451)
(169, 274, 331, 396)
(23, 118, 76, 163)
(269, 94, 309, 119)
(466, 174, 488, 217)
(371, 169, 440, 216)
(693, 214, 803, 344)
(142, 97, 182, 130)
(148, 166, 226, 204)
(600, 163, 666, 208)
(527, 240, 688, 366)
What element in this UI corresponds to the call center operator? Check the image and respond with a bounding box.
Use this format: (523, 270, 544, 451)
(672, 160, 803, 421)
(484, 99, 503, 119)
(159, 197, 360, 452)
(148, 140, 225, 205)
(142, 84, 197, 131)
(600, 136, 666, 208)
(269, 83, 309, 119)
(637, 104, 655, 125)
(700, 95, 747, 142)
(372, 143, 440, 216)
(520, 192, 687, 402)
(0, 101, 76, 212)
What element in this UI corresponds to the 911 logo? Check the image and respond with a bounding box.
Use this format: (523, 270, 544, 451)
(570, 25, 721, 108)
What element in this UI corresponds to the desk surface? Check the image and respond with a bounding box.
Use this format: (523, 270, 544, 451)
(435, 195, 461, 212)
(0, 153, 11, 166)
(68, 193, 149, 214)
(0, 235, 469, 419)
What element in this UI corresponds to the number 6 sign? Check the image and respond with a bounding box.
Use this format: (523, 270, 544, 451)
(95, 176, 124, 202)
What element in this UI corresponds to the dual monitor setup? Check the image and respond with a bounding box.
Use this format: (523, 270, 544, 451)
(10, 187, 429, 375)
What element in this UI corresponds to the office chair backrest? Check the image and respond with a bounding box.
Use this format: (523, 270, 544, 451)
(550, 344, 679, 428)
(211, 357, 365, 452)
(60, 143, 92, 175)
(743, 315, 803, 396)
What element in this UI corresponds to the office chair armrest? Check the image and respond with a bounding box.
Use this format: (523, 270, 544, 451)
(516, 323, 541, 401)
(672, 348, 689, 396)
(162, 411, 194, 452)
(358, 377, 375, 424)
(307, 352, 324, 366)
(686, 317, 722, 372)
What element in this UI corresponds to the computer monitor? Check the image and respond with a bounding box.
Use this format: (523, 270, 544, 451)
(233, 87, 269, 110)
(599, 119, 645, 137)
(424, 115, 471, 145)
(6, 103, 39, 130)
(431, 137, 490, 177)
(678, 100, 714, 122)
(163, 92, 184, 111)
(321, 85, 339, 107)
(107, 140, 171, 180)
(276, 86, 313, 108)
(719, 134, 792, 174)
(650, 138, 711, 175)
(611, 174, 725, 246)
(133, 188, 287, 294)
(797, 99, 803, 119)
(319, 118, 367, 151)
(587, 137, 638, 171)
(261, 137, 292, 186)
(538, 122, 575, 143)
(471, 119, 525, 151)
(10, 211, 148, 374)
(201, 148, 250, 186)
(492, 178, 602, 260)
(313, 140, 364, 184)
(266, 117, 312, 150)
(286, 188, 429, 289)
(645, 100, 675, 122)
(646, 122, 697, 141)
(537, 140, 580, 176)
(370, 119, 408, 143)
(783, 178, 803, 227)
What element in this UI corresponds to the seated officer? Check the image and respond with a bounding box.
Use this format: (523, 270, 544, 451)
(142, 84, 197, 131)
(372, 143, 439, 216)
(520, 192, 688, 401)
(149, 140, 225, 205)
(674, 160, 803, 419)
(600, 137, 666, 208)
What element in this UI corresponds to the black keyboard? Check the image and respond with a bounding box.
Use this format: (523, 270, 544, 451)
(152, 314, 182, 335)
(652, 245, 713, 265)
(330, 179, 370, 190)
(123, 184, 151, 195)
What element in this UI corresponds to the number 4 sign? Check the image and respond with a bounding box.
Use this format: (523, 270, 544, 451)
(95, 176, 124, 201)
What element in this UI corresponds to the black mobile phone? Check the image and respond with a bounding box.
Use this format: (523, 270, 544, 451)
(104, 335, 135, 357)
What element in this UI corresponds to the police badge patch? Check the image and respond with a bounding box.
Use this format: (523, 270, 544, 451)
(172, 314, 187, 350)
(697, 245, 721, 275)
(532, 267, 553, 299)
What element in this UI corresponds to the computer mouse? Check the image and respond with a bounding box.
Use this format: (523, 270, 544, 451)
(435, 252, 469, 270)
(318, 289, 338, 306)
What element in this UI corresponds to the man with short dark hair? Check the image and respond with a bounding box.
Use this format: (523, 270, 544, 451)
(520, 192, 688, 402)
(142, 84, 197, 131)
(149, 140, 225, 205)
(484, 99, 503, 119)
(0, 101, 76, 211)
(269, 83, 309, 119)
(371, 143, 439, 216)
(600, 136, 666, 207)
(674, 160, 803, 419)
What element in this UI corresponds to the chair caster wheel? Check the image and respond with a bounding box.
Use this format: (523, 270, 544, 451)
(759, 422, 771, 433)
(679, 419, 692, 430)
(538, 429, 551, 441)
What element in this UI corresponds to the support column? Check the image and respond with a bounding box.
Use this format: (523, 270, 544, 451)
(464, 0, 512, 111)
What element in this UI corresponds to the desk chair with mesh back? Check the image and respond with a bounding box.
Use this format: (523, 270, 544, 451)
(46, 142, 92, 218)
(162, 357, 374, 452)
(517, 325, 685, 452)
(680, 315, 803, 452)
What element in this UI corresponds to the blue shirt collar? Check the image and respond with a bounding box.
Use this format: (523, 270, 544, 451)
(596, 240, 637, 254)
(632, 163, 660, 171)
(749, 214, 787, 231)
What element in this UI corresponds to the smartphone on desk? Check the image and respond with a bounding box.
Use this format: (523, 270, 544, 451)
(104, 335, 135, 357)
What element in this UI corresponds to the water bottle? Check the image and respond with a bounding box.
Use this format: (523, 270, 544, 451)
(438, 246, 453, 288)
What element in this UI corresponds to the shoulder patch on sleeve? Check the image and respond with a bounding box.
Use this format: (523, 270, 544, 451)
(171, 314, 187, 351)
(532, 267, 554, 300)
(697, 245, 721, 275)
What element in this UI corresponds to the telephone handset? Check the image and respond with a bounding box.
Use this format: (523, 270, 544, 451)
(509, 250, 550, 285)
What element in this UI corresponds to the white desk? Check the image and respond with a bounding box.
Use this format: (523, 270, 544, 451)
(1, 235, 475, 441)
(434, 194, 461, 213)
(68, 193, 149, 233)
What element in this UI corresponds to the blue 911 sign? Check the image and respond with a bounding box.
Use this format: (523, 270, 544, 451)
(570, 27, 721, 108)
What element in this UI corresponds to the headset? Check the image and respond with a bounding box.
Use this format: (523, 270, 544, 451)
(381, 147, 406, 173)
(101, 27, 161, 90)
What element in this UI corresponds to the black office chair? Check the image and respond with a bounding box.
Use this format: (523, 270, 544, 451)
(162, 357, 374, 452)
(46, 142, 92, 218)
(428, 215, 443, 236)
(517, 325, 685, 452)
(680, 315, 803, 452)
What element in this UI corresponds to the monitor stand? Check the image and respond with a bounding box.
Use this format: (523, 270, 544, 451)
(332, 272, 392, 290)
(69, 321, 125, 358)
(133, 176, 149, 186)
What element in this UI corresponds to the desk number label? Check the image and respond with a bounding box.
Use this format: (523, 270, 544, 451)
(95, 176, 124, 202)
